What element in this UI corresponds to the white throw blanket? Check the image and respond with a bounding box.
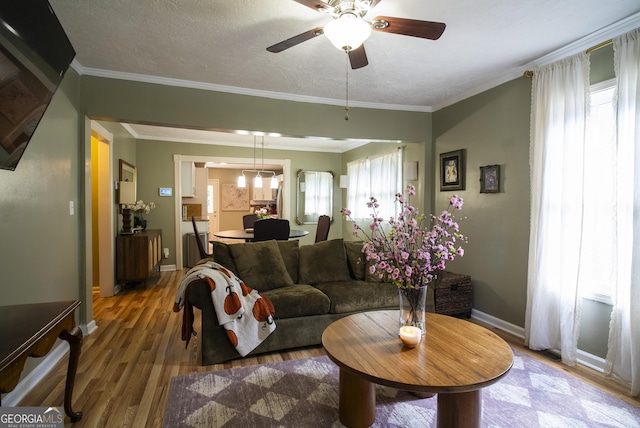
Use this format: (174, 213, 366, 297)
(174, 261, 276, 357)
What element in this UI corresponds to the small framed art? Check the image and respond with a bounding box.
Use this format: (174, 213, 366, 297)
(480, 164, 500, 193)
(440, 149, 465, 191)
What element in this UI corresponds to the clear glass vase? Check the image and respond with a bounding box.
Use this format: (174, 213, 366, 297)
(399, 286, 427, 335)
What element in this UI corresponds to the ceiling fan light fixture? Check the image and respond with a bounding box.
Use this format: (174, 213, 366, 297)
(324, 13, 371, 52)
(371, 18, 389, 30)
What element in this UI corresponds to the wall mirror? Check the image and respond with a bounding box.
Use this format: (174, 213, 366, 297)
(296, 170, 333, 225)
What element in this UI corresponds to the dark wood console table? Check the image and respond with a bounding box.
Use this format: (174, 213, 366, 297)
(116, 229, 162, 284)
(0, 300, 83, 421)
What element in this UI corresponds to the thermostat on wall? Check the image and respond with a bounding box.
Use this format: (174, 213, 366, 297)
(159, 187, 172, 197)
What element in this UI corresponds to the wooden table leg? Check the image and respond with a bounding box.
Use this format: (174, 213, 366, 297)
(338, 368, 376, 428)
(59, 326, 83, 422)
(437, 390, 481, 428)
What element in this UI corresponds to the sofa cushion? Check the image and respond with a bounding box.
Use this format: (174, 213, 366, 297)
(277, 240, 299, 283)
(313, 280, 399, 314)
(261, 284, 330, 319)
(212, 242, 237, 273)
(230, 240, 295, 291)
(344, 241, 365, 280)
(298, 239, 351, 285)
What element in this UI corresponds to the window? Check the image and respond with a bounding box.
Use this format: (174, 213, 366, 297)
(580, 78, 616, 304)
(346, 148, 403, 220)
(303, 172, 332, 217)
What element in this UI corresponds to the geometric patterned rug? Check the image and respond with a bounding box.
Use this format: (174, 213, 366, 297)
(163, 348, 640, 427)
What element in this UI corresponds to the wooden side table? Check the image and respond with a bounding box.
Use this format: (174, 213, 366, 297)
(0, 300, 83, 421)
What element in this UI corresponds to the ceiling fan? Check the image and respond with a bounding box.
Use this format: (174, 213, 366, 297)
(266, 0, 446, 69)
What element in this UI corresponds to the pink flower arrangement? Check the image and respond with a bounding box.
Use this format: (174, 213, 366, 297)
(255, 207, 271, 219)
(341, 184, 466, 290)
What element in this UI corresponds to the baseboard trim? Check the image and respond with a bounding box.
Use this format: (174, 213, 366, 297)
(83, 320, 98, 336)
(2, 342, 68, 406)
(471, 308, 606, 372)
(577, 349, 606, 372)
(471, 308, 525, 339)
(160, 264, 177, 272)
(2, 321, 95, 407)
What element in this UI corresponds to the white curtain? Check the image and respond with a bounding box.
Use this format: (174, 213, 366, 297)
(346, 149, 401, 220)
(524, 53, 590, 366)
(304, 172, 331, 216)
(369, 149, 402, 220)
(606, 28, 640, 396)
(347, 158, 370, 219)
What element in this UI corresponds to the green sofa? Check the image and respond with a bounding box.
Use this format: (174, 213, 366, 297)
(185, 238, 430, 365)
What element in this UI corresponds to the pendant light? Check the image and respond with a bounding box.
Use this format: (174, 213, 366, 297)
(237, 134, 278, 189)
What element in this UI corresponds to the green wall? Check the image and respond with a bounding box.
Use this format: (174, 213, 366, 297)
(0, 67, 86, 387)
(80, 76, 431, 143)
(432, 45, 617, 358)
(433, 77, 533, 327)
(0, 69, 84, 310)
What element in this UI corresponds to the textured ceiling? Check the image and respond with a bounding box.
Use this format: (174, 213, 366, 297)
(50, 0, 640, 150)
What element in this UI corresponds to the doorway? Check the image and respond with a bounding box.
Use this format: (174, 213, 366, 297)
(90, 122, 115, 297)
(173, 154, 291, 270)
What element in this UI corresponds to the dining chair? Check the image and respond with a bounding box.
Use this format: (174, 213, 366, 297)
(315, 215, 331, 243)
(253, 218, 290, 241)
(243, 213, 259, 229)
(191, 216, 212, 259)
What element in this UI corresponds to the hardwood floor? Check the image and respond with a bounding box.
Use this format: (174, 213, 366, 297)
(18, 271, 639, 426)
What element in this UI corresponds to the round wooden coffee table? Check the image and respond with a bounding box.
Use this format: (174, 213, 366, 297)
(322, 310, 513, 428)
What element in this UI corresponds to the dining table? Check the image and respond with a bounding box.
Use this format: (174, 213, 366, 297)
(213, 228, 309, 240)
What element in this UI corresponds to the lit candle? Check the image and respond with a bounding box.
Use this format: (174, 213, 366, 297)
(399, 326, 422, 348)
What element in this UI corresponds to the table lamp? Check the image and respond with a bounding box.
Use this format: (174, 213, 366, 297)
(118, 181, 136, 234)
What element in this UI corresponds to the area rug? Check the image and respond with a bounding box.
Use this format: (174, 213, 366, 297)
(163, 348, 640, 427)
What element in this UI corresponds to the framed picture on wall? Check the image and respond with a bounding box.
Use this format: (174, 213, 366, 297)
(480, 164, 500, 193)
(439, 149, 465, 191)
(119, 159, 137, 185)
(221, 183, 249, 211)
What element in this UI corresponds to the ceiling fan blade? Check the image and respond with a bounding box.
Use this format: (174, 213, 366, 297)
(267, 27, 324, 53)
(348, 45, 368, 69)
(371, 16, 446, 40)
(292, 0, 331, 13)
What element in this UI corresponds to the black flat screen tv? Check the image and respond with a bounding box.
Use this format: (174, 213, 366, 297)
(0, 1, 75, 171)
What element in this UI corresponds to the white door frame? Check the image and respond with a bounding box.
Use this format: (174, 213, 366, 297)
(208, 178, 220, 235)
(173, 154, 291, 270)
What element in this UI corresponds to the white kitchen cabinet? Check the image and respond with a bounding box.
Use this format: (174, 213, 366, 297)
(252, 177, 276, 201)
(181, 161, 196, 197)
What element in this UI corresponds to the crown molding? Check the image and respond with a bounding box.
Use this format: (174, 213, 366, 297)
(74, 65, 432, 113)
(432, 12, 640, 111)
(70, 13, 640, 115)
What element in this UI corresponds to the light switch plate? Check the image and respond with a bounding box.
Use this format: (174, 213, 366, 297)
(159, 187, 172, 196)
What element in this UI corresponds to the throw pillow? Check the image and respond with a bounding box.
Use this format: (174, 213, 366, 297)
(229, 240, 295, 291)
(212, 242, 237, 273)
(277, 240, 300, 283)
(343, 240, 365, 280)
(298, 239, 351, 285)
